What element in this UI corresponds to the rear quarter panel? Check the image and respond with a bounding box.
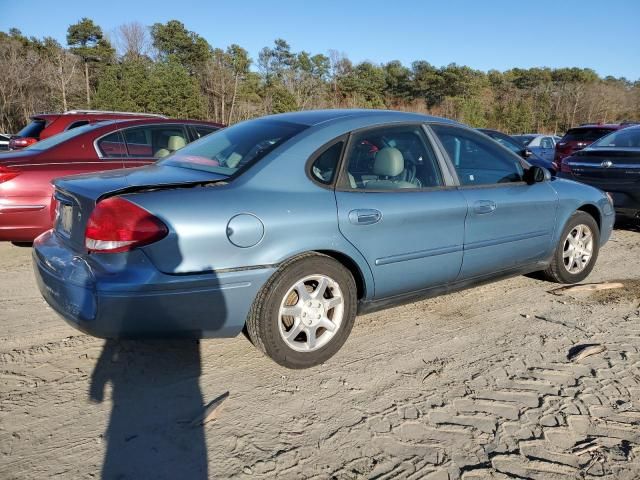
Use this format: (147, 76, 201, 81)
(128, 120, 390, 299)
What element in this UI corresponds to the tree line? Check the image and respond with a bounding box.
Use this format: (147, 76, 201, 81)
(1, 18, 638, 134)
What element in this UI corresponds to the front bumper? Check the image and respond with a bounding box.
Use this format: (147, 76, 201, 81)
(32, 230, 275, 339)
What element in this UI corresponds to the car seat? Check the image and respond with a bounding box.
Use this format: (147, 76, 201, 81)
(155, 135, 187, 158)
(365, 147, 416, 189)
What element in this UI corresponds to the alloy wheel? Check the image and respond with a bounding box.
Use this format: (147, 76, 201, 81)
(278, 274, 344, 352)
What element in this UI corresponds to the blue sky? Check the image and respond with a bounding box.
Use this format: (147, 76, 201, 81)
(2, 0, 639, 80)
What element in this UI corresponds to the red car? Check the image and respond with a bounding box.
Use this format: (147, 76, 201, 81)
(8, 110, 166, 150)
(553, 123, 636, 170)
(0, 118, 223, 242)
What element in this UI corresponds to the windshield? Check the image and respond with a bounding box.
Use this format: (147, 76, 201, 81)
(24, 122, 113, 151)
(590, 127, 640, 148)
(562, 128, 614, 143)
(163, 119, 307, 176)
(513, 135, 536, 146)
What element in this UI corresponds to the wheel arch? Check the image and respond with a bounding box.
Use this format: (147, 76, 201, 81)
(576, 203, 602, 231)
(277, 249, 371, 301)
(315, 249, 368, 300)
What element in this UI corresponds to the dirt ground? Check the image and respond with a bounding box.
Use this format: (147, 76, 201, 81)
(1, 225, 640, 480)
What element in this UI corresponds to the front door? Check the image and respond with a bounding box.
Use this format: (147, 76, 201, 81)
(430, 124, 558, 279)
(335, 124, 468, 298)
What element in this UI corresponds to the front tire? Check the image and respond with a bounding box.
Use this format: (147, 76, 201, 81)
(246, 253, 357, 369)
(542, 211, 600, 284)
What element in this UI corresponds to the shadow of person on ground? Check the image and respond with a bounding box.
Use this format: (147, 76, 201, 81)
(88, 215, 222, 479)
(90, 339, 207, 479)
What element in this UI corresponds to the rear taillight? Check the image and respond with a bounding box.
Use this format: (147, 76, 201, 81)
(9, 137, 37, 149)
(85, 197, 168, 253)
(0, 165, 20, 184)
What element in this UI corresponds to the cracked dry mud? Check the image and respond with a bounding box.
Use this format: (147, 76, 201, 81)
(1, 226, 640, 479)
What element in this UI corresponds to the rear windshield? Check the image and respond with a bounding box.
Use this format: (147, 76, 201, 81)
(562, 128, 614, 143)
(16, 119, 47, 139)
(513, 135, 535, 146)
(24, 122, 110, 151)
(163, 119, 307, 176)
(590, 127, 640, 148)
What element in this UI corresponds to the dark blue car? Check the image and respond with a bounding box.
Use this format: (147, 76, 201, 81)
(33, 110, 614, 368)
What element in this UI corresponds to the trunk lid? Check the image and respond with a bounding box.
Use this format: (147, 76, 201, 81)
(565, 148, 640, 185)
(52, 165, 227, 251)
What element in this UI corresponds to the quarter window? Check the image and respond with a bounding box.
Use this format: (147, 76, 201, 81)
(97, 131, 127, 158)
(431, 124, 524, 186)
(66, 120, 89, 130)
(343, 125, 443, 190)
(311, 141, 344, 184)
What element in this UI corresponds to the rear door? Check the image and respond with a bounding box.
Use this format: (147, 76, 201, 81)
(538, 136, 555, 162)
(334, 124, 467, 299)
(430, 124, 558, 279)
(120, 124, 190, 168)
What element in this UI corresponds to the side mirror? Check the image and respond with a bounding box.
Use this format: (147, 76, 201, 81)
(522, 148, 533, 158)
(524, 165, 549, 185)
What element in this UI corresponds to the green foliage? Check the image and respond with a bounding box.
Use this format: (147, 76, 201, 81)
(1, 19, 639, 133)
(66, 18, 113, 62)
(93, 58, 202, 118)
(150, 20, 210, 73)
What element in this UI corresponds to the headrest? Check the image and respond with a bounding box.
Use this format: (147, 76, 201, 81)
(374, 147, 404, 177)
(168, 135, 186, 151)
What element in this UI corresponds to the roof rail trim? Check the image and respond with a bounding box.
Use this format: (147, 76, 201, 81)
(63, 110, 167, 118)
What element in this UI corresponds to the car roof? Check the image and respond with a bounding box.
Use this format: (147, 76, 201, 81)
(92, 118, 224, 129)
(569, 124, 620, 130)
(262, 109, 458, 127)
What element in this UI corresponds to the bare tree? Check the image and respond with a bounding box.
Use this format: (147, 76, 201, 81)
(114, 22, 151, 59)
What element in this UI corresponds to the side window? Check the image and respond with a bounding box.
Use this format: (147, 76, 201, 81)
(431, 124, 524, 186)
(97, 131, 127, 158)
(66, 120, 89, 130)
(193, 125, 219, 139)
(540, 137, 554, 149)
(343, 125, 443, 190)
(123, 126, 189, 158)
(311, 141, 344, 184)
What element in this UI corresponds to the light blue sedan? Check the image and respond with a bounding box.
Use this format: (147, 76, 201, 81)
(33, 110, 615, 368)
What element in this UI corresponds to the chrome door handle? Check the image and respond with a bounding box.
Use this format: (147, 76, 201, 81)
(473, 200, 497, 214)
(348, 209, 382, 225)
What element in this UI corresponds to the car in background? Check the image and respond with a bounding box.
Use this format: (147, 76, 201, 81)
(32, 109, 614, 369)
(0, 118, 222, 242)
(513, 134, 561, 164)
(8, 110, 166, 150)
(478, 128, 554, 172)
(0, 133, 10, 151)
(558, 125, 640, 220)
(553, 123, 638, 169)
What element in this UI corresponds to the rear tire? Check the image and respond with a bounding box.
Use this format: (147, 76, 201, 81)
(542, 211, 600, 284)
(246, 253, 357, 369)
